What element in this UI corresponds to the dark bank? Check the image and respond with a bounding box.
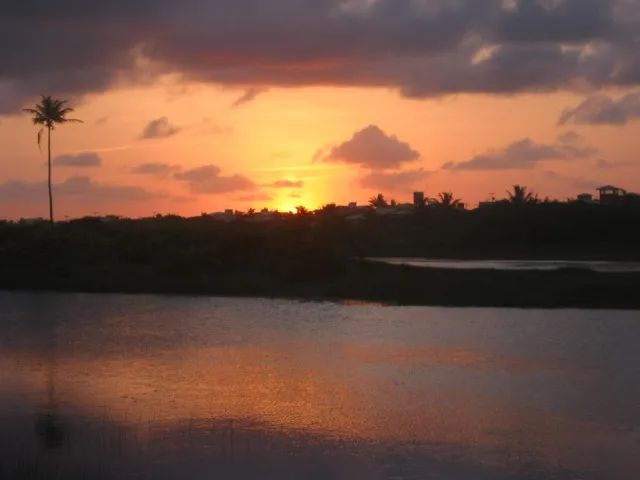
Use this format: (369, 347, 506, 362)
(2, 200, 640, 309)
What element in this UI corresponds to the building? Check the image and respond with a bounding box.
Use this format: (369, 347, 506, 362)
(576, 193, 595, 203)
(574, 186, 640, 206)
(597, 185, 627, 205)
(413, 192, 425, 207)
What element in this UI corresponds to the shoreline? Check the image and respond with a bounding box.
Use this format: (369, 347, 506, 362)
(3, 261, 640, 310)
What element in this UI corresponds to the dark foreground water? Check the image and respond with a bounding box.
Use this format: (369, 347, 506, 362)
(0, 292, 638, 480)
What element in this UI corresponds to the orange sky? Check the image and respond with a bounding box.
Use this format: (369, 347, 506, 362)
(2, 0, 640, 219)
(1, 81, 639, 219)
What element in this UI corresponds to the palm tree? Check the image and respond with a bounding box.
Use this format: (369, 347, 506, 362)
(24, 96, 82, 224)
(507, 185, 538, 205)
(368, 193, 388, 208)
(434, 192, 462, 208)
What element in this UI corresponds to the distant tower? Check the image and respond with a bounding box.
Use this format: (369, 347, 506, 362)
(413, 191, 425, 207)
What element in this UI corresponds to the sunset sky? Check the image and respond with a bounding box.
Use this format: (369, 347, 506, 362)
(1, 0, 639, 219)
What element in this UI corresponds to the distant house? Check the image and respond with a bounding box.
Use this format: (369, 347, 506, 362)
(597, 185, 627, 205)
(413, 192, 425, 207)
(574, 186, 640, 206)
(576, 193, 595, 203)
(209, 210, 235, 222)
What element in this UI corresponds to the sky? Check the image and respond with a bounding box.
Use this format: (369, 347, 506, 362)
(1, 0, 639, 219)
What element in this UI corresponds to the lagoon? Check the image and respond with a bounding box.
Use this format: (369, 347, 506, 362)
(0, 291, 638, 479)
(370, 257, 640, 272)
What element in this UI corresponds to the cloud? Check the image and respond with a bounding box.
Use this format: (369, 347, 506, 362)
(0, 176, 159, 203)
(53, 152, 102, 167)
(3, 0, 639, 113)
(557, 131, 583, 145)
(201, 117, 234, 135)
(360, 168, 432, 191)
(595, 158, 634, 169)
(443, 138, 596, 171)
(232, 87, 267, 107)
(542, 171, 600, 191)
(596, 158, 615, 169)
(132, 162, 180, 176)
(140, 117, 180, 139)
(267, 179, 304, 188)
(174, 165, 256, 194)
(321, 125, 420, 170)
(559, 91, 640, 125)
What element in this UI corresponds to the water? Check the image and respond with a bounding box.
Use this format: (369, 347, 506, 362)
(0, 291, 638, 480)
(370, 257, 640, 272)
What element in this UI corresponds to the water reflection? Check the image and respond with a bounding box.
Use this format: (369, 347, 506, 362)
(370, 257, 640, 272)
(0, 292, 638, 479)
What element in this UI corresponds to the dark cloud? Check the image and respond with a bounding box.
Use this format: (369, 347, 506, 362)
(0, 176, 159, 202)
(174, 165, 255, 194)
(140, 117, 180, 139)
(53, 152, 102, 167)
(132, 162, 180, 176)
(559, 90, 640, 125)
(232, 87, 267, 107)
(496, 0, 613, 43)
(321, 125, 420, 170)
(443, 138, 596, 171)
(2, 1, 639, 113)
(360, 168, 431, 191)
(267, 179, 304, 188)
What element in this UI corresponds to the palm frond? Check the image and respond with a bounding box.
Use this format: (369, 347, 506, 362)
(24, 95, 82, 128)
(24, 95, 82, 153)
(37, 127, 44, 151)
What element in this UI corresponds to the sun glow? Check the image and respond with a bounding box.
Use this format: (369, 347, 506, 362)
(2, 81, 639, 220)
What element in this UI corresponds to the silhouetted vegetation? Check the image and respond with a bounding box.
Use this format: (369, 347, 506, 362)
(507, 185, 539, 205)
(23, 96, 82, 224)
(432, 192, 462, 208)
(2, 198, 640, 308)
(368, 193, 388, 208)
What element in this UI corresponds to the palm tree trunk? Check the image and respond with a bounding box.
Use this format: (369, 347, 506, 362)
(47, 126, 53, 224)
